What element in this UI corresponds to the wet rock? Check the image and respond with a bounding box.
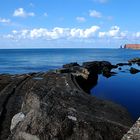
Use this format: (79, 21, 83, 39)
(129, 67, 140, 74)
(0, 61, 133, 140)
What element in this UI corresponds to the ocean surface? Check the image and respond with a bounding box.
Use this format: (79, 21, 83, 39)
(0, 48, 140, 74)
(0, 48, 140, 120)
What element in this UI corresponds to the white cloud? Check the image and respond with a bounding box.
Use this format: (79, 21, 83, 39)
(4, 25, 140, 43)
(99, 26, 127, 39)
(76, 17, 86, 22)
(133, 32, 140, 38)
(3, 25, 140, 48)
(13, 8, 35, 17)
(89, 10, 102, 18)
(4, 26, 100, 40)
(108, 26, 120, 37)
(0, 18, 10, 23)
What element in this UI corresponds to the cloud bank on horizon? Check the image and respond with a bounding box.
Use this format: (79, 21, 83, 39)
(0, 0, 140, 48)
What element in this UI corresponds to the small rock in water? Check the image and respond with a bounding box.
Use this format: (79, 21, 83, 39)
(137, 62, 140, 66)
(118, 67, 122, 70)
(129, 67, 140, 74)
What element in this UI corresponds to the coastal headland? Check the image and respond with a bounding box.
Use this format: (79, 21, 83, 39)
(0, 59, 140, 140)
(124, 44, 140, 49)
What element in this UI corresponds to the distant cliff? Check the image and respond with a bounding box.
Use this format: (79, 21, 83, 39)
(124, 44, 140, 49)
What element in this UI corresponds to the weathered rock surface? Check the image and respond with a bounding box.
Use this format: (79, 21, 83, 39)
(0, 61, 133, 140)
(122, 118, 140, 140)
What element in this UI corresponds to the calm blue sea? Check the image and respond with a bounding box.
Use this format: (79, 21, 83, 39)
(0, 48, 140, 74)
(0, 48, 140, 120)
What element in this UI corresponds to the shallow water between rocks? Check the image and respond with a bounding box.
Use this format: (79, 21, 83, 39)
(91, 64, 140, 120)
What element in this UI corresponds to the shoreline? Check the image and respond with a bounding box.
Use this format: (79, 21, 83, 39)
(0, 59, 140, 139)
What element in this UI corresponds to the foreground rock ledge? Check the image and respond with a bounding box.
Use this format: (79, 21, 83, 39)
(0, 61, 133, 140)
(122, 117, 140, 140)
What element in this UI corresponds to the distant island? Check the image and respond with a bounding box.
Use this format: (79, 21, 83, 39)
(123, 44, 140, 49)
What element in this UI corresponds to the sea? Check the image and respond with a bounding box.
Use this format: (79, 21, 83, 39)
(0, 48, 140, 120)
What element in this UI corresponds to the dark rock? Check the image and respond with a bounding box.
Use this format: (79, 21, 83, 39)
(56, 68, 72, 73)
(136, 62, 140, 66)
(119, 67, 122, 70)
(116, 63, 132, 66)
(63, 62, 80, 69)
(75, 72, 98, 93)
(103, 70, 117, 78)
(83, 61, 112, 74)
(129, 67, 140, 74)
(128, 58, 140, 63)
(112, 65, 118, 69)
(0, 61, 133, 140)
(82, 60, 116, 79)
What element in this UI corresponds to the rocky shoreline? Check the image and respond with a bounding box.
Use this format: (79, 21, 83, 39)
(0, 59, 140, 140)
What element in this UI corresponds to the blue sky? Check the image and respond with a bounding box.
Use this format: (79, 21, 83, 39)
(0, 0, 140, 48)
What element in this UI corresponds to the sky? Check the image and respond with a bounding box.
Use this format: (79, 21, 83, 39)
(0, 0, 140, 48)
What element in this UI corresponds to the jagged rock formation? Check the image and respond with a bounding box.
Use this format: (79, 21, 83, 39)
(122, 118, 140, 140)
(0, 61, 133, 140)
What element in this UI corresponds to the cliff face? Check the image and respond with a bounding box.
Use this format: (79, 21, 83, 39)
(0, 61, 133, 140)
(124, 44, 140, 49)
